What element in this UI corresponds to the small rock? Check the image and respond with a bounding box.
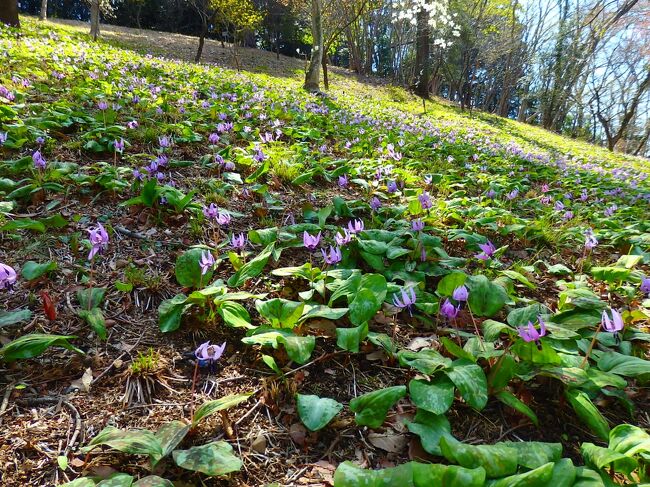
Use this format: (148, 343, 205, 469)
(251, 432, 267, 453)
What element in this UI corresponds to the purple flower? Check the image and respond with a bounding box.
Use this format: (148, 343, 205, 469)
(452, 285, 468, 302)
(418, 192, 433, 210)
(195, 341, 226, 368)
(541, 184, 549, 193)
(424, 175, 433, 185)
(387, 181, 398, 193)
(411, 219, 424, 232)
(158, 136, 171, 148)
(32, 150, 46, 169)
(347, 219, 364, 234)
(335, 229, 352, 246)
(303, 231, 321, 250)
(338, 175, 349, 188)
(114, 138, 125, 153)
(517, 317, 547, 349)
(563, 210, 574, 220)
(370, 197, 382, 211)
(0, 263, 17, 291)
(602, 309, 624, 333)
(506, 189, 519, 200)
(133, 169, 144, 181)
(213, 212, 230, 226)
(584, 230, 598, 250)
(87, 222, 109, 260)
(393, 287, 417, 316)
(0, 132, 7, 145)
(640, 277, 650, 294)
(203, 203, 219, 219)
(98, 101, 108, 111)
(321, 246, 342, 265)
(476, 240, 496, 261)
(440, 299, 460, 320)
(231, 233, 247, 250)
(199, 251, 215, 275)
(35, 136, 45, 146)
(208, 133, 220, 145)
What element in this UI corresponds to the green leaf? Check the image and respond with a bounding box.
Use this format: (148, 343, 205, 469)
(608, 424, 650, 458)
(1, 218, 46, 233)
(277, 334, 315, 364)
(444, 359, 488, 410)
(466, 275, 508, 317)
(132, 476, 174, 487)
(261, 354, 283, 374)
(495, 391, 539, 426)
(349, 385, 406, 428)
(96, 473, 134, 487)
(500, 441, 562, 469)
(347, 274, 387, 326)
(296, 394, 343, 431)
(507, 303, 547, 327)
(405, 409, 453, 456)
(115, 281, 133, 292)
(0, 333, 82, 362)
(21, 261, 57, 280)
(487, 354, 516, 391)
(175, 248, 212, 288)
(76, 287, 106, 309)
(397, 349, 452, 375)
(80, 426, 163, 458)
(408, 375, 455, 415)
(153, 421, 190, 464)
(173, 441, 242, 477)
(500, 270, 536, 289)
(440, 336, 475, 362)
(62, 479, 96, 487)
(255, 298, 304, 329)
(158, 294, 188, 333)
(512, 340, 562, 365)
(300, 304, 348, 322)
(436, 271, 467, 296)
(564, 389, 610, 440)
(486, 462, 555, 487)
(482, 320, 509, 341)
(440, 436, 518, 478)
(227, 243, 275, 287)
(336, 323, 368, 352)
(217, 301, 252, 328)
(0, 309, 32, 328)
(581, 443, 638, 477)
(78, 307, 107, 340)
(597, 351, 650, 378)
(192, 393, 252, 428)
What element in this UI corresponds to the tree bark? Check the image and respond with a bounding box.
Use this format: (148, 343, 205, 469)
(414, 8, 430, 98)
(303, 0, 323, 92)
(322, 52, 329, 90)
(0, 0, 20, 27)
(195, 13, 208, 62)
(89, 0, 100, 41)
(39, 0, 47, 21)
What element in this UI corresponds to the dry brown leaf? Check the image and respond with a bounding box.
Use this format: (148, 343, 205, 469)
(70, 368, 93, 393)
(367, 430, 408, 453)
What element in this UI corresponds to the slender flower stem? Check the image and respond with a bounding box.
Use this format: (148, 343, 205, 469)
(580, 322, 602, 369)
(189, 361, 200, 421)
(468, 307, 486, 351)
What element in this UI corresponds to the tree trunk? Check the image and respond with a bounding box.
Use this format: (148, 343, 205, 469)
(275, 31, 280, 60)
(195, 14, 208, 62)
(136, 3, 142, 29)
(322, 52, 329, 90)
(414, 8, 430, 98)
(89, 0, 100, 41)
(0, 0, 20, 27)
(303, 0, 323, 92)
(39, 0, 47, 21)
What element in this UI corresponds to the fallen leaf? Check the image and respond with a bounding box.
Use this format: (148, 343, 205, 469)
(251, 432, 267, 453)
(289, 423, 306, 447)
(406, 336, 434, 351)
(368, 429, 408, 453)
(70, 368, 93, 393)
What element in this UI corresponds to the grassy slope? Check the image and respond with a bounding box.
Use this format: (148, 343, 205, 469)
(43, 16, 649, 173)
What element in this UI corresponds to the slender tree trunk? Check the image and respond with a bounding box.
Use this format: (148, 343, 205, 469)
(195, 14, 208, 62)
(275, 31, 280, 60)
(414, 8, 430, 98)
(322, 52, 329, 90)
(39, 0, 47, 21)
(136, 3, 142, 29)
(89, 0, 100, 40)
(0, 0, 20, 27)
(304, 0, 323, 92)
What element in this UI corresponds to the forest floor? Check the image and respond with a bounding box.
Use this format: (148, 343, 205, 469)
(0, 16, 649, 487)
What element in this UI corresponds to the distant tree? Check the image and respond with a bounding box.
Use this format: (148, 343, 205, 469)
(89, 0, 100, 40)
(303, 0, 323, 91)
(0, 0, 20, 27)
(39, 0, 47, 20)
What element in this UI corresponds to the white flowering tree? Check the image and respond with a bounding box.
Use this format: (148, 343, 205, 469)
(392, 0, 459, 97)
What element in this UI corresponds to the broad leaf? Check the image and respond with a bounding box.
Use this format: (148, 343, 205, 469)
(349, 385, 407, 428)
(466, 275, 508, 317)
(444, 359, 488, 410)
(408, 375, 454, 415)
(0, 309, 32, 328)
(564, 389, 609, 440)
(173, 441, 242, 476)
(192, 393, 252, 428)
(227, 243, 275, 287)
(440, 437, 518, 478)
(80, 426, 163, 458)
(581, 443, 638, 477)
(405, 409, 452, 456)
(336, 323, 368, 352)
(296, 394, 343, 431)
(0, 333, 82, 362)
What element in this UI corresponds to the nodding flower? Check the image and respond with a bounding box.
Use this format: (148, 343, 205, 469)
(347, 219, 364, 234)
(338, 175, 349, 188)
(303, 231, 321, 250)
(203, 203, 219, 220)
(393, 287, 417, 316)
(231, 233, 247, 250)
(452, 285, 469, 302)
(411, 219, 424, 232)
(199, 251, 215, 275)
(335, 229, 352, 247)
(476, 240, 496, 261)
(517, 317, 547, 350)
(88, 223, 109, 260)
(418, 192, 433, 210)
(194, 341, 226, 370)
(602, 309, 624, 344)
(370, 197, 382, 211)
(0, 263, 17, 291)
(440, 299, 460, 320)
(321, 246, 342, 265)
(32, 150, 46, 170)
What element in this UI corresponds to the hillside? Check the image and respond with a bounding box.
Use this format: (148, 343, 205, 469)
(0, 17, 649, 487)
